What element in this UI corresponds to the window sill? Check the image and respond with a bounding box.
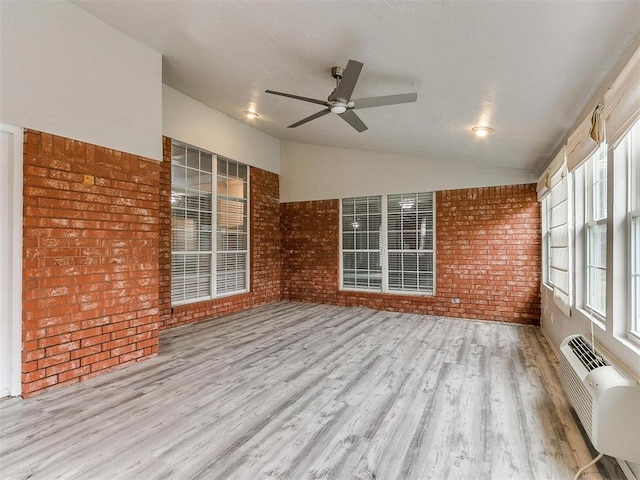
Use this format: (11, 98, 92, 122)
(618, 332, 640, 354)
(576, 307, 606, 331)
(172, 290, 251, 309)
(339, 287, 435, 298)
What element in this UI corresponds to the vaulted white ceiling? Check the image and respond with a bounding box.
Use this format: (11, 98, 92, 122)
(74, 0, 640, 174)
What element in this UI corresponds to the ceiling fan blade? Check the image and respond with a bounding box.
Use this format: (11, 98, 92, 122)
(333, 60, 363, 102)
(351, 93, 418, 109)
(265, 90, 329, 107)
(288, 109, 331, 128)
(339, 109, 368, 132)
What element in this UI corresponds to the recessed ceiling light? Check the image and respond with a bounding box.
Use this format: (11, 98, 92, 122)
(472, 126, 492, 137)
(244, 110, 259, 119)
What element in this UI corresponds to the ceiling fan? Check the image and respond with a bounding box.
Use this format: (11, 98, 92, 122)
(265, 60, 417, 133)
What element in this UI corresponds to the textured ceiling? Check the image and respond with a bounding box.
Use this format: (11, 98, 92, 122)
(74, 0, 640, 174)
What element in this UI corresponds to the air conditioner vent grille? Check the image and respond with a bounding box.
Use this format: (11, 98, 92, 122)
(568, 336, 608, 371)
(559, 351, 593, 437)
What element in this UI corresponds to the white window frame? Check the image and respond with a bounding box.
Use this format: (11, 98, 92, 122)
(547, 165, 572, 316)
(215, 156, 250, 298)
(386, 192, 435, 294)
(616, 118, 640, 343)
(170, 140, 249, 305)
(541, 194, 552, 287)
(339, 192, 436, 296)
(631, 214, 640, 341)
(340, 196, 383, 291)
(584, 144, 608, 320)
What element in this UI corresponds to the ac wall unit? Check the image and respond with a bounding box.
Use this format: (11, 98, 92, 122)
(559, 334, 640, 464)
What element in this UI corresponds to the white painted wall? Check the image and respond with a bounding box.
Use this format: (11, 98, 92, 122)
(540, 287, 640, 478)
(0, 124, 23, 397)
(0, 1, 162, 161)
(163, 85, 280, 174)
(280, 141, 537, 202)
(541, 288, 640, 381)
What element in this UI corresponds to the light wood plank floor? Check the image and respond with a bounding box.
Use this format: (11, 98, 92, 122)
(0, 302, 625, 479)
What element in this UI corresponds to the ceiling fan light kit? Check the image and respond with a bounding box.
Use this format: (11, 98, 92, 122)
(266, 59, 418, 132)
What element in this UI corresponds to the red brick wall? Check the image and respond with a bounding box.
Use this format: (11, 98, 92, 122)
(20, 130, 536, 396)
(158, 139, 281, 329)
(281, 185, 541, 324)
(22, 130, 160, 397)
(281, 200, 340, 302)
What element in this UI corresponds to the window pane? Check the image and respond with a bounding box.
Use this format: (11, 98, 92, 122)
(172, 165, 186, 188)
(586, 266, 606, 316)
(171, 141, 248, 304)
(171, 147, 214, 305)
(593, 146, 607, 221)
(171, 253, 211, 302)
(340, 196, 382, 291)
(356, 231, 368, 250)
(187, 147, 199, 169)
(631, 216, 640, 335)
(201, 152, 212, 172)
(587, 224, 607, 268)
(582, 146, 607, 321)
(215, 157, 248, 296)
(632, 123, 640, 212)
(216, 252, 246, 295)
(629, 121, 640, 336)
(171, 143, 186, 166)
(586, 223, 607, 316)
(614, 117, 640, 339)
(387, 192, 435, 294)
(388, 231, 402, 250)
(342, 232, 355, 250)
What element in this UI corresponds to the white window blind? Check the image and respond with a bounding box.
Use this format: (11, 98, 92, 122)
(171, 143, 214, 303)
(171, 141, 249, 304)
(566, 110, 600, 172)
(387, 192, 434, 294)
(341, 196, 382, 290)
(603, 44, 640, 146)
(547, 150, 571, 316)
(340, 192, 435, 295)
(216, 157, 248, 296)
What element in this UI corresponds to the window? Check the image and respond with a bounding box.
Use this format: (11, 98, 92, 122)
(584, 145, 608, 317)
(387, 193, 434, 293)
(171, 141, 248, 304)
(541, 194, 552, 287)
(632, 215, 639, 338)
(547, 162, 571, 315)
(216, 157, 248, 295)
(615, 118, 640, 339)
(340, 192, 435, 295)
(341, 196, 382, 290)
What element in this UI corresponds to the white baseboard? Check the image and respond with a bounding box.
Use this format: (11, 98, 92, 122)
(539, 325, 561, 360)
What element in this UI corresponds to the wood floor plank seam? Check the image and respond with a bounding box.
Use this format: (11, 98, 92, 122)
(0, 301, 624, 480)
